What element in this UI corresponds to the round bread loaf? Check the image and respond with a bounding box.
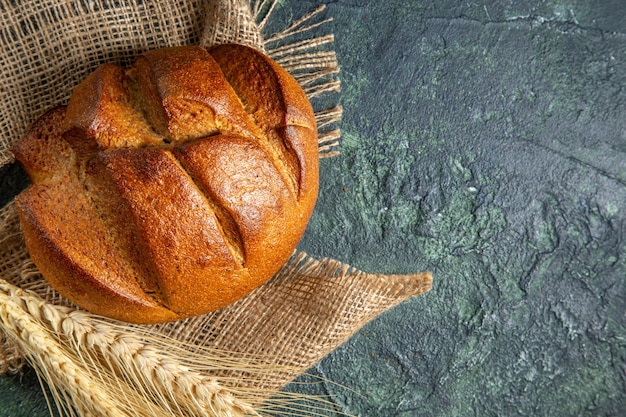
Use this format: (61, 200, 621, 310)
(11, 44, 319, 324)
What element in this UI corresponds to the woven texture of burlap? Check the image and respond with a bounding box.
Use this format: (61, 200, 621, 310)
(0, 0, 432, 413)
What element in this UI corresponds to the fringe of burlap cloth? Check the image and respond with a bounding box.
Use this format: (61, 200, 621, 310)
(0, 0, 432, 415)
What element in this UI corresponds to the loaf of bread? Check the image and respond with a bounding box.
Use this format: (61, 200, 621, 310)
(11, 44, 319, 324)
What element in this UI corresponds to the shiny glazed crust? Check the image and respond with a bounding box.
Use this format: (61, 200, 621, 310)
(11, 44, 319, 323)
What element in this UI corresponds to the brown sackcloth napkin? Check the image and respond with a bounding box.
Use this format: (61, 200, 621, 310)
(0, 1, 432, 415)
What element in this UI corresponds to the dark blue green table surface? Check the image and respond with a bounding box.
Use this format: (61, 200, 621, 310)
(1, 1, 625, 416)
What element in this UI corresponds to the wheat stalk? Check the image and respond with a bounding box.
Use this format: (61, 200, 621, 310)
(0, 278, 347, 416)
(0, 280, 264, 416)
(0, 284, 126, 416)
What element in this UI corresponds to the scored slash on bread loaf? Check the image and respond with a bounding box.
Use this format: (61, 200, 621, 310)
(11, 44, 319, 324)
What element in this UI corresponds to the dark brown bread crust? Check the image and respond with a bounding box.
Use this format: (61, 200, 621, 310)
(11, 44, 318, 323)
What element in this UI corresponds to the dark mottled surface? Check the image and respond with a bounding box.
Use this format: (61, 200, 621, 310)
(1, 0, 625, 416)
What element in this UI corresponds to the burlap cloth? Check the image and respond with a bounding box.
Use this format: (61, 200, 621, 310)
(0, 1, 432, 415)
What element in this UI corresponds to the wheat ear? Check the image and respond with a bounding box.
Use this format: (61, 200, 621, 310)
(0, 283, 125, 416)
(0, 277, 348, 416)
(73, 314, 266, 416)
(0, 279, 263, 416)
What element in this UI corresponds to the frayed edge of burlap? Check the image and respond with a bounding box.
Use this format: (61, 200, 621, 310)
(262, 4, 342, 158)
(153, 252, 432, 397)
(201, 0, 342, 158)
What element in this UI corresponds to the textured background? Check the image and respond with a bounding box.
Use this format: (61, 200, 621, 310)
(1, 0, 625, 416)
